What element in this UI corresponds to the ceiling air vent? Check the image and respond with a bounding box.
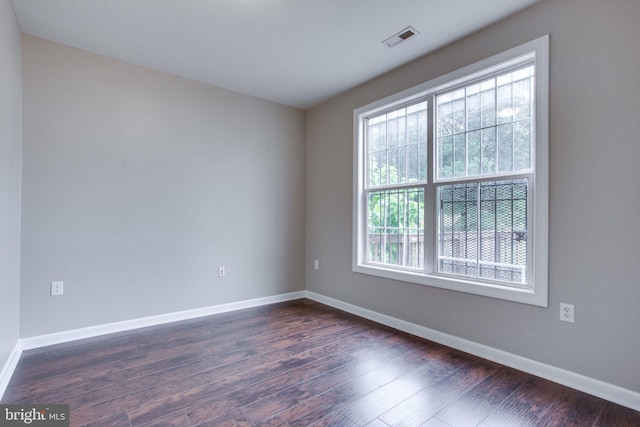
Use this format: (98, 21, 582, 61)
(382, 26, 420, 48)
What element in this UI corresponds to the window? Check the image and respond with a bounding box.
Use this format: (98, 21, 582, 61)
(353, 36, 548, 306)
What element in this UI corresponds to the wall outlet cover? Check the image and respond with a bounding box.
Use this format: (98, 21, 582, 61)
(560, 303, 574, 323)
(51, 281, 64, 296)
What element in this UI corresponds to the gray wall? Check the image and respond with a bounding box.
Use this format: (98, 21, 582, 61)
(0, 0, 22, 369)
(306, 0, 640, 393)
(20, 35, 306, 337)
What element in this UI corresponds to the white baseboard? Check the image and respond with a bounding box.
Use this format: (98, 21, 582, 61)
(5, 290, 638, 412)
(20, 291, 306, 351)
(0, 340, 23, 401)
(2, 291, 304, 399)
(305, 291, 640, 412)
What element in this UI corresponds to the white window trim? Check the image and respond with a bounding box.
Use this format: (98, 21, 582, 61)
(353, 35, 549, 307)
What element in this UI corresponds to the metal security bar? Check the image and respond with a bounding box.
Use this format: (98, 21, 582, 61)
(438, 179, 528, 284)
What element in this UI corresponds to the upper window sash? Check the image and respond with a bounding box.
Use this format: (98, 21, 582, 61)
(434, 63, 536, 183)
(365, 100, 429, 190)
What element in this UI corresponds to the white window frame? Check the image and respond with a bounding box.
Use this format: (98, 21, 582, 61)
(353, 35, 549, 306)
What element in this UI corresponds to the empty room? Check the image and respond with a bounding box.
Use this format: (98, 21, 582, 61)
(1, 0, 639, 426)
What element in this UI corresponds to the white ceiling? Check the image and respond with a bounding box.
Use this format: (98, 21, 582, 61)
(11, 0, 539, 109)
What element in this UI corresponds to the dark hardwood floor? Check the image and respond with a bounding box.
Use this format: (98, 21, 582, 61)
(3, 299, 638, 426)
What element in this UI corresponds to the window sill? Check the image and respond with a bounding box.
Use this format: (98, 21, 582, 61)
(353, 262, 547, 307)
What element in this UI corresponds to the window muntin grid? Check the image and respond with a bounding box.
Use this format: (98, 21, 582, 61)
(436, 65, 534, 180)
(367, 101, 428, 188)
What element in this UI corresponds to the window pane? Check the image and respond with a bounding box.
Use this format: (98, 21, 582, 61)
(467, 92, 481, 131)
(397, 146, 407, 183)
(481, 87, 496, 128)
(438, 100, 453, 136)
(367, 187, 425, 268)
(418, 105, 427, 142)
(497, 83, 512, 125)
(408, 143, 419, 182)
(418, 143, 427, 182)
(514, 120, 532, 170)
(369, 150, 387, 186)
(367, 101, 427, 187)
(438, 179, 528, 284)
(497, 123, 514, 172)
(387, 148, 400, 185)
(453, 97, 465, 133)
(369, 117, 386, 151)
(513, 77, 532, 121)
(407, 108, 418, 143)
(387, 112, 398, 148)
(439, 136, 453, 178)
(467, 131, 481, 176)
(481, 128, 496, 175)
(397, 115, 406, 145)
(453, 134, 466, 177)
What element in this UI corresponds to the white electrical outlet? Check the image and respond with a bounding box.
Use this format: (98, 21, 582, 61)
(51, 281, 64, 296)
(218, 266, 225, 277)
(314, 260, 319, 270)
(560, 303, 574, 323)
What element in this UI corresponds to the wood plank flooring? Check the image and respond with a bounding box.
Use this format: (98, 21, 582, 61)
(2, 299, 638, 426)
